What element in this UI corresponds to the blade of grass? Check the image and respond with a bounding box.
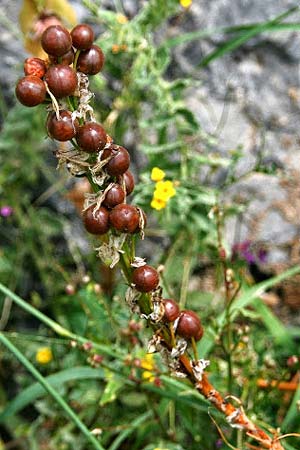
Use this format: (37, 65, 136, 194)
(199, 6, 299, 67)
(198, 265, 300, 357)
(0, 282, 121, 359)
(0, 333, 106, 450)
(252, 298, 290, 342)
(164, 22, 300, 48)
(281, 381, 300, 432)
(0, 366, 105, 422)
(107, 411, 153, 450)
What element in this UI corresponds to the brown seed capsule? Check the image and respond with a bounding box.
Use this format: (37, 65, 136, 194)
(132, 265, 159, 293)
(24, 57, 47, 78)
(117, 170, 135, 195)
(83, 205, 110, 235)
(46, 110, 78, 141)
(76, 122, 107, 153)
(101, 145, 130, 176)
(162, 298, 180, 322)
(41, 25, 72, 56)
(103, 184, 126, 208)
(76, 44, 105, 74)
(109, 204, 139, 233)
(176, 310, 203, 341)
(44, 64, 77, 98)
(15, 76, 46, 107)
(71, 24, 94, 50)
(49, 48, 75, 65)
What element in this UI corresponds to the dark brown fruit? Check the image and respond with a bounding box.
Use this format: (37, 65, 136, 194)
(71, 24, 94, 50)
(118, 170, 135, 195)
(162, 299, 180, 322)
(109, 204, 139, 233)
(176, 310, 203, 341)
(15, 76, 46, 107)
(24, 57, 47, 78)
(44, 65, 77, 98)
(132, 265, 159, 293)
(76, 122, 107, 153)
(76, 44, 105, 75)
(103, 184, 125, 208)
(49, 48, 75, 65)
(46, 110, 78, 141)
(41, 25, 72, 56)
(83, 205, 109, 235)
(101, 145, 130, 176)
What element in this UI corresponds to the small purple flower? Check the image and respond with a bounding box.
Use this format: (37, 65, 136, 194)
(215, 438, 223, 448)
(0, 206, 13, 217)
(232, 240, 267, 265)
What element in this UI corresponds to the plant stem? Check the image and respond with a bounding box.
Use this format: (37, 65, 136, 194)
(215, 204, 233, 393)
(0, 332, 106, 450)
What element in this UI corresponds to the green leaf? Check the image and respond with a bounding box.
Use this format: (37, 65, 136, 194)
(0, 334, 105, 450)
(100, 372, 124, 406)
(0, 366, 104, 422)
(281, 382, 300, 432)
(198, 265, 300, 357)
(163, 22, 300, 49)
(199, 6, 300, 67)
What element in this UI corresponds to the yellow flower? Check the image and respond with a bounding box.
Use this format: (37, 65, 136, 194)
(141, 354, 156, 383)
(151, 167, 166, 182)
(180, 0, 192, 8)
(116, 13, 128, 24)
(142, 370, 155, 383)
(36, 347, 53, 364)
(140, 353, 155, 371)
(154, 180, 176, 201)
(151, 197, 167, 210)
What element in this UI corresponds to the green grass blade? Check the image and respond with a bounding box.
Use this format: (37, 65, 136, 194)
(0, 333, 106, 450)
(252, 298, 291, 342)
(230, 265, 300, 317)
(281, 382, 300, 432)
(0, 282, 120, 359)
(198, 265, 300, 357)
(107, 411, 153, 450)
(164, 23, 300, 49)
(199, 6, 299, 67)
(0, 366, 105, 422)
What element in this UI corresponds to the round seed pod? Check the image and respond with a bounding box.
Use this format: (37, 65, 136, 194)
(76, 122, 107, 153)
(162, 298, 180, 322)
(44, 64, 77, 98)
(83, 205, 110, 235)
(132, 265, 159, 293)
(15, 76, 46, 107)
(176, 310, 203, 341)
(109, 204, 139, 233)
(41, 25, 72, 56)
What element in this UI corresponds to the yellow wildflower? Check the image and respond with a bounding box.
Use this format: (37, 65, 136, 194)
(141, 354, 156, 383)
(151, 167, 165, 182)
(151, 197, 167, 211)
(36, 347, 53, 364)
(140, 353, 155, 370)
(180, 0, 192, 8)
(116, 13, 128, 24)
(142, 370, 156, 383)
(154, 180, 176, 201)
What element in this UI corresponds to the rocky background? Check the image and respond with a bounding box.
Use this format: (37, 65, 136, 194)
(1, 0, 300, 309)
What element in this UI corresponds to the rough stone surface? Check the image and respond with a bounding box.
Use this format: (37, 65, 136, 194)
(170, 0, 300, 268)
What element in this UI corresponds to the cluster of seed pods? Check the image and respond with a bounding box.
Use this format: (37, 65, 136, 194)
(15, 22, 203, 353)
